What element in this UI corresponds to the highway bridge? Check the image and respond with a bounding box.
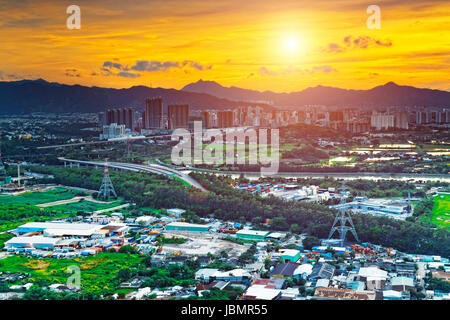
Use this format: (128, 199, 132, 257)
(58, 157, 206, 191)
(38, 135, 172, 150)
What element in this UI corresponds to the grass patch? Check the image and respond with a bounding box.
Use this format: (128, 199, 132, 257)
(431, 194, 450, 228)
(0, 187, 85, 206)
(0, 252, 145, 295)
(47, 199, 124, 214)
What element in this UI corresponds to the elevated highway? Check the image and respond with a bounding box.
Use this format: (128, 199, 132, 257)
(58, 157, 206, 191)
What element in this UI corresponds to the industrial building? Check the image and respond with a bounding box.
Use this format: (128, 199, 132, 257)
(195, 268, 252, 284)
(165, 222, 210, 232)
(274, 249, 302, 263)
(236, 229, 269, 241)
(5, 236, 61, 250)
(335, 198, 411, 217)
(17, 222, 104, 238)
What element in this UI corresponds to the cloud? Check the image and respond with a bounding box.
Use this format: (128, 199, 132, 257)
(312, 65, 336, 73)
(326, 35, 392, 53)
(98, 59, 210, 78)
(103, 61, 124, 70)
(327, 43, 344, 53)
(117, 71, 141, 78)
(258, 67, 278, 76)
(0, 71, 22, 80)
(131, 60, 179, 72)
(130, 60, 211, 72)
(344, 35, 392, 49)
(64, 68, 81, 77)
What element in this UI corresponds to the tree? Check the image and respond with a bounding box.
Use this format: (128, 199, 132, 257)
(289, 223, 302, 234)
(142, 256, 153, 268)
(302, 236, 321, 250)
(118, 268, 132, 281)
(118, 245, 137, 254)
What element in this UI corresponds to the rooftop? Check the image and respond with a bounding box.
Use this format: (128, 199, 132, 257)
(236, 229, 269, 236)
(243, 284, 281, 300)
(271, 262, 300, 277)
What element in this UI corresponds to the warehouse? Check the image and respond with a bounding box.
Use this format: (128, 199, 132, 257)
(5, 236, 61, 250)
(236, 230, 269, 241)
(17, 222, 103, 238)
(165, 222, 210, 232)
(275, 249, 302, 263)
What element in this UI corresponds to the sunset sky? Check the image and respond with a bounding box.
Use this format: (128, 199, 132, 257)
(0, 0, 449, 92)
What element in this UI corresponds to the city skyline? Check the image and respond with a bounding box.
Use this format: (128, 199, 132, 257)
(0, 0, 449, 92)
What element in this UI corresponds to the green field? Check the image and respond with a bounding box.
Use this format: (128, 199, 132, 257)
(0, 253, 144, 295)
(48, 199, 124, 214)
(0, 187, 125, 234)
(431, 194, 450, 228)
(0, 187, 84, 206)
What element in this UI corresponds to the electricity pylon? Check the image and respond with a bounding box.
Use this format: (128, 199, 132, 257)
(97, 159, 117, 200)
(328, 181, 359, 246)
(328, 207, 360, 246)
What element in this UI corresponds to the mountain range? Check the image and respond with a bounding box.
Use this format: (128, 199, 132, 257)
(0, 78, 448, 114)
(183, 80, 450, 108)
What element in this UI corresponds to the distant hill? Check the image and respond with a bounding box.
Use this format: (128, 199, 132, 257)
(0, 79, 271, 114)
(183, 80, 450, 108)
(0, 79, 448, 114)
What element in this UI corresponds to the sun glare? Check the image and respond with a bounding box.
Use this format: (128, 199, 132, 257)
(283, 35, 301, 54)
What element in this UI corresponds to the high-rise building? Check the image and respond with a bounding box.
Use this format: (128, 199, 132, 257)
(371, 112, 394, 130)
(328, 111, 344, 122)
(217, 110, 234, 128)
(124, 108, 134, 130)
(394, 112, 409, 130)
(200, 111, 213, 129)
(416, 110, 429, 124)
(168, 104, 189, 129)
(101, 123, 126, 139)
(144, 97, 164, 129)
(106, 108, 135, 130)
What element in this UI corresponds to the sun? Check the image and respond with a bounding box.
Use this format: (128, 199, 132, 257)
(283, 35, 301, 54)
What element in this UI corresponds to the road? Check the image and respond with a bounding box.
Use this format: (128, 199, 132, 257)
(58, 157, 206, 191)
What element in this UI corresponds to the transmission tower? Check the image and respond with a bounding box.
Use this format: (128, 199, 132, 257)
(97, 159, 117, 200)
(328, 207, 360, 246)
(328, 181, 359, 246)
